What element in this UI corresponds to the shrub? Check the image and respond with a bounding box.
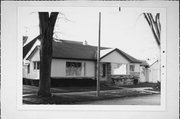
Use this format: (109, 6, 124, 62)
(154, 81, 161, 91)
(133, 79, 138, 85)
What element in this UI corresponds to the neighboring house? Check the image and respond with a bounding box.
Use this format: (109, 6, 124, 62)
(139, 60, 149, 82)
(23, 36, 150, 86)
(100, 49, 150, 85)
(149, 60, 160, 83)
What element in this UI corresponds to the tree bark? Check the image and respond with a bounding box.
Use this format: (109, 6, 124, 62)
(38, 12, 58, 97)
(143, 13, 161, 48)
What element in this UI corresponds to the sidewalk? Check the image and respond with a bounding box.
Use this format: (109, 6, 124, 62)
(23, 87, 160, 104)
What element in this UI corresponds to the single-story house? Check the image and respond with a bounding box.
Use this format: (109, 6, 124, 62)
(23, 36, 150, 86)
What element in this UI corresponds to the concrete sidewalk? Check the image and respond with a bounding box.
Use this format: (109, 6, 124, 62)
(23, 87, 160, 104)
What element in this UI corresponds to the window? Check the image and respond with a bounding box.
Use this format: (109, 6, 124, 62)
(112, 63, 127, 75)
(102, 64, 106, 77)
(27, 64, 30, 73)
(130, 65, 135, 71)
(33, 61, 40, 70)
(66, 62, 82, 76)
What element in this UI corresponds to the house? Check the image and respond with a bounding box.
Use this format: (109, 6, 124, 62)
(148, 60, 160, 83)
(139, 60, 149, 82)
(100, 48, 144, 85)
(23, 36, 150, 86)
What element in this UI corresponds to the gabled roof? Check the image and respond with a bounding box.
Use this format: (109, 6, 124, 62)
(23, 35, 41, 59)
(101, 48, 142, 63)
(52, 41, 108, 60)
(140, 60, 149, 68)
(27, 46, 40, 60)
(150, 60, 159, 67)
(23, 36, 142, 63)
(23, 35, 109, 61)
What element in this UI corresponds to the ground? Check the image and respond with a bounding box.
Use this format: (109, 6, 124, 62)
(79, 94, 160, 105)
(23, 83, 160, 105)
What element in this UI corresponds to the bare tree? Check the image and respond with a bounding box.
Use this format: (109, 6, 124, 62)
(38, 12, 58, 97)
(143, 13, 161, 48)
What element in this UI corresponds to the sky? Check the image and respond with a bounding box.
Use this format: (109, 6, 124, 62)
(19, 7, 166, 65)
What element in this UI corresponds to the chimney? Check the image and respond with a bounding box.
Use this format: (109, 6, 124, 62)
(84, 40, 88, 45)
(23, 36, 28, 45)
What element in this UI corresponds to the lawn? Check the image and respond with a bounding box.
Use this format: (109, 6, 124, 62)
(23, 83, 122, 95)
(23, 82, 159, 95)
(23, 82, 160, 104)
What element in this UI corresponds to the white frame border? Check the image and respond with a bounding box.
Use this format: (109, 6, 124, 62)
(17, 5, 167, 111)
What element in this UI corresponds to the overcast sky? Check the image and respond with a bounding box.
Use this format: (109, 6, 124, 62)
(19, 7, 166, 64)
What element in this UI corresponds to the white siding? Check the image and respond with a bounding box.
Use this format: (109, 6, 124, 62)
(23, 65, 28, 78)
(85, 61, 95, 77)
(23, 49, 40, 79)
(28, 49, 40, 79)
(111, 63, 127, 75)
(101, 51, 130, 64)
(139, 67, 147, 82)
(51, 59, 95, 78)
(134, 63, 140, 72)
(51, 59, 66, 77)
(149, 61, 159, 83)
(31, 49, 40, 61)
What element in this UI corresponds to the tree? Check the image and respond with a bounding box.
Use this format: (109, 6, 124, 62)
(38, 12, 58, 97)
(144, 13, 161, 84)
(143, 13, 161, 48)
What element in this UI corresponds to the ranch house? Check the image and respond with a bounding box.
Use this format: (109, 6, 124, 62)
(23, 36, 150, 86)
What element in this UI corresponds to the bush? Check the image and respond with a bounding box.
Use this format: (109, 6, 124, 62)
(154, 81, 161, 91)
(133, 79, 138, 85)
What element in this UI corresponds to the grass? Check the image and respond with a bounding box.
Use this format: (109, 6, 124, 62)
(23, 82, 159, 95)
(23, 88, 153, 104)
(23, 83, 121, 95)
(23, 82, 160, 104)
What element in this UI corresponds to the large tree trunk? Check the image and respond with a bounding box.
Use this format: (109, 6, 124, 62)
(38, 12, 58, 97)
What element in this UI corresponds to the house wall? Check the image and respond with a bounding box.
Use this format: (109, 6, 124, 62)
(129, 63, 140, 77)
(100, 51, 143, 83)
(139, 66, 148, 82)
(101, 50, 130, 75)
(24, 49, 40, 79)
(51, 59, 95, 78)
(101, 51, 130, 64)
(23, 64, 28, 78)
(149, 61, 159, 83)
(129, 63, 140, 72)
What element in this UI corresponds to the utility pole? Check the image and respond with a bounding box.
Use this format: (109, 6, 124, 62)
(97, 12, 101, 97)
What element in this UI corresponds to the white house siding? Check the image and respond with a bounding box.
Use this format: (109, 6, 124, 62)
(139, 67, 147, 82)
(51, 59, 95, 78)
(101, 51, 142, 78)
(23, 64, 28, 78)
(29, 49, 40, 79)
(129, 63, 140, 77)
(101, 51, 130, 64)
(85, 61, 95, 77)
(149, 61, 159, 83)
(101, 51, 130, 75)
(51, 59, 66, 77)
(24, 49, 40, 79)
